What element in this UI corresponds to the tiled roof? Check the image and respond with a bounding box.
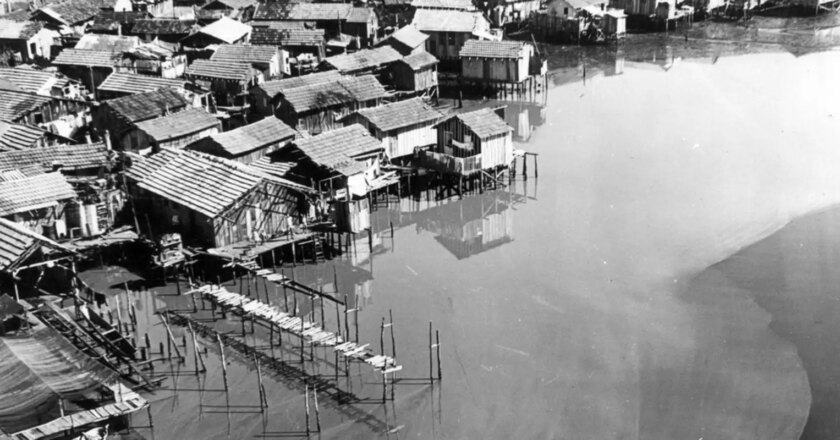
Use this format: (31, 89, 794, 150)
(0, 217, 71, 272)
(450, 107, 511, 138)
(0, 121, 47, 151)
(282, 75, 387, 113)
(197, 16, 251, 44)
(0, 68, 69, 96)
(75, 33, 140, 52)
(126, 148, 265, 217)
(89, 10, 151, 32)
(0, 20, 44, 39)
(37, 0, 113, 25)
(250, 155, 294, 178)
(459, 39, 525, 58)
(354, 97, 442, 132)
(387, 26, 429, 51)
(253, 2, 352, 21)
(134, 108, 220, 142)
(412, 9, 488, 33)
(323, 46, 402, 74)
(0, 172, 76, 216)
(399, 50, 438, 70)
(412, 0, 476, 9)
(0, 142, 109, 171)
(130, 18, 196, 34)
(211, 44, 278, 65)
(346, 6, 373, 23)
(98, 72, 188, 95)
(291, 124, 382, 176)
(200, 116, 296, 156)
(103, 88, 190, 124)
(53, 48, 118, 67)
(257, 70, 341, 98)
(250, 20, 312, 30)
(0, 90, 53, 122)
(250, 27, 324, 46)
(186, 59, 255, 81)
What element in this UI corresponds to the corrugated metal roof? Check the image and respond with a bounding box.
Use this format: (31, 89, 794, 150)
(412, 9, 488, 33)
(291, 124, 382, 176)
(0, 90, 53, 122)
(75, 33, 140, 52)
(0, 121, 46, 152)
(53, 48, 118, 67)
(126, 148, 264, 217)
(0, 20, 44, 39)
(0, 142, 109, 171)
(200, 116, 296, 156)
(130, 18, 196, 34)
(257, 70, 341, 98)
(254, 2, 352, 21)
(412, 0, 477, 9)
(102, 88, 191, 123)
(186, 59, 255, 80)
(387, 26, 429, 50)
(0, 68, 69, 96)
(282, 75, 387, 113)
(98, 72, 188, 95)
(197, 16, 251, 44)
(450, 107, 512, 138)
(211, 44, 278, 64)
(459, 39, 525, 58)
(250, 27, 325, 46)
(323, 46, 403, 74)
(399, 50, 438, 70)
(132, 108, 220, 142)
(354, 97, 442, 132)
(0, 172, 76, 216)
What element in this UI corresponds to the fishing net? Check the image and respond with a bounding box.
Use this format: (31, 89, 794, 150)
(0, 325, 118, 433)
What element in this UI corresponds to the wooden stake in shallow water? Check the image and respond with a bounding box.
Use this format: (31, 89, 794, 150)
(313, 386, 321, 432)
(188, 321, 206, 374)
(254, 353, 267, 410)
(304, 384, 311, 436)
(159, 313, 183, 362)
(217, 334, 229, 394)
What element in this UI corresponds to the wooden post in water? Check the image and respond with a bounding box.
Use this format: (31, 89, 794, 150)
(343, 293, 349, 338)
(188, 321, 206, 374)
(436, 329, 442, 380)
(159, 313, 183, 362)
(217, 334, 229, 394)
(319, 287, 325, 329)
(389, 309, 396, 359)
(335, 302, 342, 339)
(313, 386, 321, 432)
(428, 322, 433, 384)
(254, 353, 266, 411)
(299, 317, 305, 364)
(304, 384, 311, 436)
(145, 333, 151, 352)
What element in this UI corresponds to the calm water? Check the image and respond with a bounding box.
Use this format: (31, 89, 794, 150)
(83, 26, 840, 439)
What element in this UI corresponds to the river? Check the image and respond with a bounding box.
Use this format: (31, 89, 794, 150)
(81, 22, 840, 440)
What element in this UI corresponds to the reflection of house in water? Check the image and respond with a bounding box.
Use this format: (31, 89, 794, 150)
(410, 190, 522, 259)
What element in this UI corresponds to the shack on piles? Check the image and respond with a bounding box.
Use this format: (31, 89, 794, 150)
(341, 97, 442, 161)
(420, 107, 513, 176)
(187, 116, 296, 163)
(93, 88, 192, 149)
(125, 148, 309, 247)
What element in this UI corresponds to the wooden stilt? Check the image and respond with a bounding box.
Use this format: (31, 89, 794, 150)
(313, 386, 321, 432)
(389, 309, 396, 359)
(436, 329, 442, 380)
(217, 334, 229, 394)
(304, 384, 311, 436)
(160, 313, 183, 361)
(429, 322, 434, 383)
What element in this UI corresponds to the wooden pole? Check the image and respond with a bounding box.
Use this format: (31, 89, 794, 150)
(429, 322, 433, 383)
(217, 334, 229, 394)
(313, 386, 321, 432)
(159, 313, 183, 361)
(188, 321, 205, 374)
(254, 353, 266, 410)
(304, 384, 311, 436)
(436, 329, 442, 380)
(389, 309, 396, 359)
(380, 317, 385, 355)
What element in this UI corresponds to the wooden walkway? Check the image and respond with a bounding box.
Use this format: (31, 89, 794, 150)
(11, 384, 147, 440)
(249, 268, 344, 304)
(188, 284, 400, 373)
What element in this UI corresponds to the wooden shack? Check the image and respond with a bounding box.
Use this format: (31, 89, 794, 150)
(411, 9, 493, 67)
(0, 89, 90, 139)
(276, 124, 384, 199)
(487, 0, 541, 26)
(129, 108, 221, 152)
(391, 50, 439, 94)
(383, 25, 429, 56)
(275, 74, 388, 135)
(342, 97, 441, 160)
(199, 0, 256, 20)
(0, 172, 77, 235)
(0, 68, 82, 99)
(252, 3, 376, 48)
(459, 40, 533, 83)
(250, 24, 326, 74)
(421, 107, 513, 176)
(52, 48, 118, 98)
(185, 59, 261, 107)
(94, 88, 191, 150)
(126, 148, 306, 247)
(0, 20, 58, 63)
(128, 18, 196, 44)
(0, 121, 69, 151)
(32, 0, 109, 37)
(97, 72, 190, 100)
(252, 70, 342, 116)
(211, 44, 283, 79)
(187, 116, 296, 163)
(322, 45, 403, 76)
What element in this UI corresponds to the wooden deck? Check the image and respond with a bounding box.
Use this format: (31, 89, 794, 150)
(189, 284, 400, 373)
(206, 232, 316, 262)
(11, 383, 147, 440)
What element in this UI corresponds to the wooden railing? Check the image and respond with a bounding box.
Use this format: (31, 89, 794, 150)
(420, 150, 482, 176)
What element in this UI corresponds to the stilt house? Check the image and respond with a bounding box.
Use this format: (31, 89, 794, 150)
(341, 97, 442, 160)
(130, 107, 221, 152)
(422, 107, 513, 176)
(187, 116, 296, 163)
